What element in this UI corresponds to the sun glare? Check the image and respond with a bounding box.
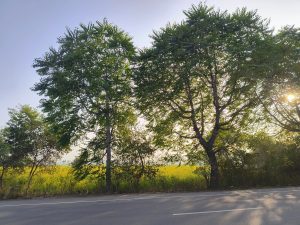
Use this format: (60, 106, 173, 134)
(287, 94, 296, 102)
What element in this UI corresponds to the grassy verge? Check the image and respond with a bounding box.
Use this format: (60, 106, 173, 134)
(0, 165, 207, 199)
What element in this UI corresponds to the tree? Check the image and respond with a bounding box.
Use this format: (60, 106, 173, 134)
(0, 106, 36, 191)
(259, 27, 300, 132)
(3, 105, 63, 194)
(134, 4, 275, 188)
(33, 20, 135, 192)
(0, 129, 12, 190)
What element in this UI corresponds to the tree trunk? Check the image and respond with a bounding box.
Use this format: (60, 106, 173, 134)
(0, 167, 6, 191)
(25, 174, 34, 196)
(105, 125, 112, 193)
(186, 75, 220, 189)
(207, 150, 220, 189)
(192, 120, 220, 189)
(105, 96, 112, 193)
(25, 164, 38, 196)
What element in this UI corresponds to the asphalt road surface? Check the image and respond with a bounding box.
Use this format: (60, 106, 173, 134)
(1, 187, 300, 225)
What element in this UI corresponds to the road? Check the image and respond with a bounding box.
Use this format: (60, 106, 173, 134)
(1, 187, 300, 225)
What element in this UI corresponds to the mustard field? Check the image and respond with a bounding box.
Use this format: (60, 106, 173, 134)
(0, 165, 206, 199)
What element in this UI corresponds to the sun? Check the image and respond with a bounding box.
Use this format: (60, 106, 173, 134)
(287, 94, 296, 102)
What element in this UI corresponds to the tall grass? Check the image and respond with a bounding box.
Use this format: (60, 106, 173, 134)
(0, 165, 207, 199)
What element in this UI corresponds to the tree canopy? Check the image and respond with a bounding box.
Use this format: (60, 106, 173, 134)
(0, 105, 63, 192)
(27, 4, 300, 191)
(134, 4, 280, 188)
(33, 20, 136, 192)
(259, 27, 300, 132)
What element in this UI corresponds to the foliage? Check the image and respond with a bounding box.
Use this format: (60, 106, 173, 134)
(134, 3, 276, 188)
(219, 131, 300, 187)
(0, 130, 12, 189)
(2, 2, 300, 197)
(0, 165, 206, 198)
(0, 130, 12, 167)
(1, 105, 64, 194)
(260, 27, 300, 132)
(113, 131, 159, 191)
(33, 20, 136, 192)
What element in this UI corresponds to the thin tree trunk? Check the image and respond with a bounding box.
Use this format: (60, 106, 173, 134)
(25, 164, 38, 196)
(105, 123, 112, 193)
(105, 96, 112, 193)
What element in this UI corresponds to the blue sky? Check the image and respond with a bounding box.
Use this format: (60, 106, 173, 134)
(1, 0, 300, 127)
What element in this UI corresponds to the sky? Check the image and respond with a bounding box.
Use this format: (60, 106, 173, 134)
(1, 0, 300, 129)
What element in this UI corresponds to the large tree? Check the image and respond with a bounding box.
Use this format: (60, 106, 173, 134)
(33, 20, 135, 192)
(134, 4, 276, 188)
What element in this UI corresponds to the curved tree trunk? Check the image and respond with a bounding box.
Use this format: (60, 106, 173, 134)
(192, 118, 220, 189)
(25, 163, 39, 196)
